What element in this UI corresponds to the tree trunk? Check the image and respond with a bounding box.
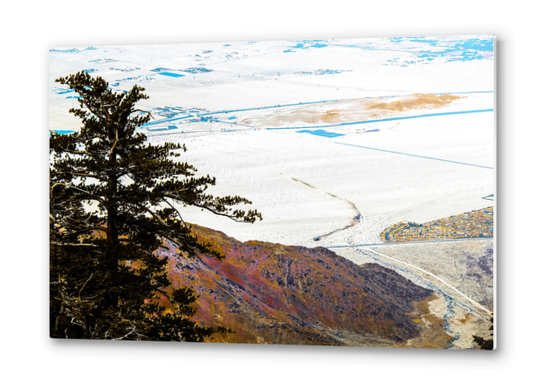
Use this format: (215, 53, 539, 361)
(106, 148, 119, 303)
(106, 149, 118, 247)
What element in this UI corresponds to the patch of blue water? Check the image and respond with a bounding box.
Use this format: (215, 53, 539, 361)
(389, 36, 494, 64)
(280, 69, 347, 76)
(158, 72, 185, 78)
(455, 38, 494, 52)
(442, 39, 494, 62)
(181, 67, 213, 74)
(297, 129, 345, 138)
(51, 130, 75, 135)
(88, 58, 118, 64)
(109, 67, 141, 73)
(388, 37, 405, 43)
(406, 37, 440, 46)
(147, 125, 178, 132)
(50, 47, 97, 54)
(315, 69, 341, 75)
(200, 116, 220, 123)
(285, 40, 329, 52)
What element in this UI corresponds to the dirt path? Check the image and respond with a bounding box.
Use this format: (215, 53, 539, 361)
(288, 176, 363, 241)
(365, 247, 493, 316)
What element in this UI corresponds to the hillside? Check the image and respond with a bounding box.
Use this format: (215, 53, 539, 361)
(154, 225, 452, 348)
(381, 207, 494, 243)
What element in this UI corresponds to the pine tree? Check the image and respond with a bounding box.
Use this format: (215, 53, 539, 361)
(50, 72, 261, 340)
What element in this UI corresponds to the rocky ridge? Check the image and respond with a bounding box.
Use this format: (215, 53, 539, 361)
(155, 224, 452, 347)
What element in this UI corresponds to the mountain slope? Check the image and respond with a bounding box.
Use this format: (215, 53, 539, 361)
(155, 224, 451, 347)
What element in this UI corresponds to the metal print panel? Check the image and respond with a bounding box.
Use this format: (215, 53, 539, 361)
(49, 35, 495, 349)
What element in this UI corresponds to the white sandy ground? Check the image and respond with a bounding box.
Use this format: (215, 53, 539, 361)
(334, 239, 494, 349)
(49, 37, 495, 347)
(142, 108, 494, 248)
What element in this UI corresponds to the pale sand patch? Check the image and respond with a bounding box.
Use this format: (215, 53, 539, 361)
(406, 295, 453, 349)
(367, 93, 462, 112)
(240, 93, 464, 127)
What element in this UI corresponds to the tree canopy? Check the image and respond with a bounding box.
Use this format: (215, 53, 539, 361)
(50, 72, 261, 340)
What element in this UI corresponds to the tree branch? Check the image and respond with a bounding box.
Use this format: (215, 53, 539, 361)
(110, 130, 118, 154)
(191, 203, 248, 222)
(162, 198, 186, 226)
(51, 242, 99, 247)
(60, 185, 108, 207)
(132, 109, 154, 120)
(134, 203, 171, 228)
(78, 273, 94, 302)
(52, 171, 109, 182)
(66, 226, 108, 237)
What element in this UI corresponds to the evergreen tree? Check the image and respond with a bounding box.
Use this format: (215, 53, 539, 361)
(50, 72, 261, 340)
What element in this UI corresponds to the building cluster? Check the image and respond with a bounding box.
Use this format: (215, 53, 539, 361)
(381, 207, 494, 242)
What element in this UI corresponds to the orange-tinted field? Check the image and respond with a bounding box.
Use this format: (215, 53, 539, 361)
(240, 93, 463, 127)
(381, 207, 493, 243)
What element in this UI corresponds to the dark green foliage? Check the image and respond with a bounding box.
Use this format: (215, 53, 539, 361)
(473, 317, 494, 350)
(473, 335, 493, 350)
(50, 72, 261, 340)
